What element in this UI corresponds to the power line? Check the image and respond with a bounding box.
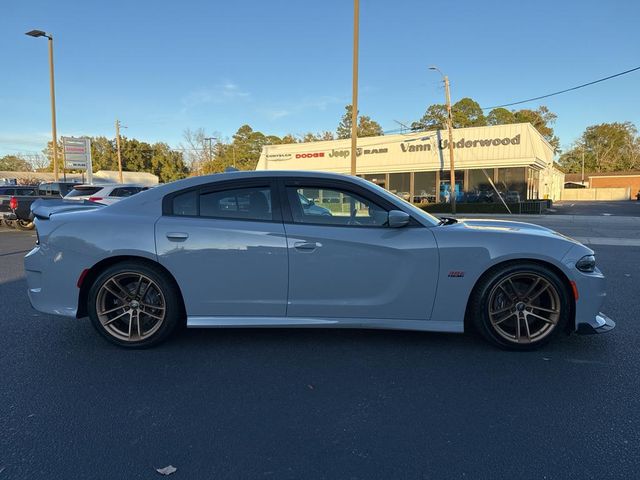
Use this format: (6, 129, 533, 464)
(482, 65, 640, 110)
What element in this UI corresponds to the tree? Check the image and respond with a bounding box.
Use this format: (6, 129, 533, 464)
(452, 98, 486, 128)
(411, 104, 448, 131)
(300, 131, 335, 143)
(337, 105, 384, 139)
(487, 107, 516, 126)
(414, 99, 560, 152)
(513, 106, 560, 152)
(180, 128, 213, 174)
(559, 122, 639, 173)
(0, 154, 33, 171)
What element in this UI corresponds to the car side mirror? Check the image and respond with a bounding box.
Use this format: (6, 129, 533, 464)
(387, 210, 410, 228)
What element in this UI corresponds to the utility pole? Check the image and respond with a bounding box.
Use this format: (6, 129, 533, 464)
(581, 148, 585, 185)
(115, 119, 123, 183)
(444, 75, 456, 214)
(350, 0, 360, 175)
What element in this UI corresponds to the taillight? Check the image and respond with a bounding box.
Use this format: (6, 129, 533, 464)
(88, 197, 103, 203)
(9, 196, 18, 210)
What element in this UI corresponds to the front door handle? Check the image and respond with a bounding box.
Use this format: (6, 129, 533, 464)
(166, 232, 189, 241)
(294, 241, 321, 251)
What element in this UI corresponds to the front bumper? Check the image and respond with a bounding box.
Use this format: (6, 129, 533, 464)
(576, 312, 616, 335)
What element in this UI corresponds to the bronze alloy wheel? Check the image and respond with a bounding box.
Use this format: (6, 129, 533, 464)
(95, 272, 166, 342)
(487, 272, 562, 344)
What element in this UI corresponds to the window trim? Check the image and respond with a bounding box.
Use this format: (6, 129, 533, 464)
(278, 177, 421, 228)
(162, 178, 282, 223)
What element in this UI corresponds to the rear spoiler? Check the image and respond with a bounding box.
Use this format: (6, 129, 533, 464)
(30, 198, 104, 220)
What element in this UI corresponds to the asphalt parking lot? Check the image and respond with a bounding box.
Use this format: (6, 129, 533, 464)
(1, 217, 639, 479)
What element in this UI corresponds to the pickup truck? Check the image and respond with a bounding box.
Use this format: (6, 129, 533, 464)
(0, 182, 79, 230)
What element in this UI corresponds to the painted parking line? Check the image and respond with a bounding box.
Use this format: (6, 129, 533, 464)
(573, 237, 640, 247)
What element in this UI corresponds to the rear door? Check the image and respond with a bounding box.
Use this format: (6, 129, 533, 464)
(155, 179, 289, 317)
(280, 178, 439, 321)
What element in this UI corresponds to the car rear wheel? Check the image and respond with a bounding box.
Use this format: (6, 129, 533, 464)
(470, 263, 570, 350)
(14, 219, 35, 230)
(88, 261, 181, 348)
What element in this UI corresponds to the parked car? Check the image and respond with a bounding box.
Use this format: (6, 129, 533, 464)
(0, 182, 80, 230)
(64, 184, 149, 205)
(25, 171, 614, 349)
(0, 185, 40, 230)
(413, 190, 436, 204)
(298, 192, 331, 216)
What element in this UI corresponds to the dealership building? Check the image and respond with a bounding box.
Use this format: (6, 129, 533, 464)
(256, 123, 565, 201)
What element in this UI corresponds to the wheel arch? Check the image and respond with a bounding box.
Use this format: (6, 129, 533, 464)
(464, 258, 576, 334)
(76, 255, 186, 320)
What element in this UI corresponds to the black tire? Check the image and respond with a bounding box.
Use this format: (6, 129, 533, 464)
(87, 261, 182, 348)
(469, 262, 570, 350)
(14, 219, 35, 231)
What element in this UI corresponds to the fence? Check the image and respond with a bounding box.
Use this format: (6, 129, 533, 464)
(560, 187, 630, 201)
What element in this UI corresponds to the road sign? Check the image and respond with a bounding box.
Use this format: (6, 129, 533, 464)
(62, 137, 93, 183)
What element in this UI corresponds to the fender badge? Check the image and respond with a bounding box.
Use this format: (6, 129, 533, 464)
(448, 271, 465, 278)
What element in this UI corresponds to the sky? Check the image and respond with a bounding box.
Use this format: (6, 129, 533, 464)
(1, 0, 639, 157)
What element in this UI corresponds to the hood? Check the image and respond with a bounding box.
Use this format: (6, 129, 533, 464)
(30, 198, 104, 220)
(452, 217, 580, 243)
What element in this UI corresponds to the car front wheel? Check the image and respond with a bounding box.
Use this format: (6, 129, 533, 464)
(470, 263, 570, 350)
(88, 261, 182, 348)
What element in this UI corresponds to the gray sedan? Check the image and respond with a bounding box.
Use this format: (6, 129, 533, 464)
(25, 171, 614, 349)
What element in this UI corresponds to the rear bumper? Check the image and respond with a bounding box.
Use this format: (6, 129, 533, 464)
(576, 312, 616, 335)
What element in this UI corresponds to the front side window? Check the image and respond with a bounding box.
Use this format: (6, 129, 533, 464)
(171, 185, 273, 221)
(287, 186, 388, 227)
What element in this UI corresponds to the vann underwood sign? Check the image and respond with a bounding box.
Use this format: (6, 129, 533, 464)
(257, 124, 550, 171)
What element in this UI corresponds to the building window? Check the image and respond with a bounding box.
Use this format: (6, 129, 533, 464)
(363, 174, 386, 189)
(414, 172, 436, 203)
(497, 168, 526, 202)
(388, 173, 411, 201)
(439, 170, 464, 202)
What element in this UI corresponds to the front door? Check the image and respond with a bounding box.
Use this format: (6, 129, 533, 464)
(155, 180, 288, 317)
(282, 180, 439, 320)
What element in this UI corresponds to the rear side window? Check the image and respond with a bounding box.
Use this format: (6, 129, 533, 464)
(200, 187, 271, 221)
(17, 188, 37, 196)
(172, 190, 198, 216)
(170, 186, 273, 221)
(66, 187, 102, 197)
(0, 188, 14, 195)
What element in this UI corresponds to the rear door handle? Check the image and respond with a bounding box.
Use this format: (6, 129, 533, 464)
(294, 241, 321, 251)
(166, 232, 189, 241)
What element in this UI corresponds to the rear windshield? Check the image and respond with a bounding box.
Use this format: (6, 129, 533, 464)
(66, 186, 102, 197)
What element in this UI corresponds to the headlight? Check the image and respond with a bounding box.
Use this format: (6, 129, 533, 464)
(576, 255, 596, 273)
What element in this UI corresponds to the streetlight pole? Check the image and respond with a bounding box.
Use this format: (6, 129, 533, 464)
(26, 30, 59, 181)
(429, 66, 456, 214)
(350, 0, 360, 175)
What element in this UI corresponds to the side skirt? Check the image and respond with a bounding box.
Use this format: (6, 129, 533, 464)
(186, 316, 463, 333)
